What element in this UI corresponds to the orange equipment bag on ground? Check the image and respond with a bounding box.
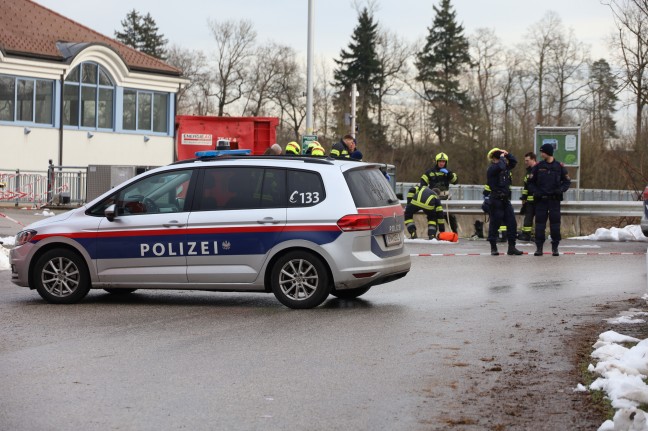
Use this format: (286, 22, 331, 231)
(437, 232, 459, 242)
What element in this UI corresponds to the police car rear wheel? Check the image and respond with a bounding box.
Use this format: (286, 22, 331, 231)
(33, 249, 90, 304)
(270, 251, 331, 309)
(331, 286, 371, 299)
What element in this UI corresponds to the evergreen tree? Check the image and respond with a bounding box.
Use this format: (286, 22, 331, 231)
(588, 59, 618, 141)
(332, 8, 383, 153)
(115, 10, 167, 60)
(415, 0, 472, 147)
(140, 13, 168, 60)
(115, 10, 141, 49)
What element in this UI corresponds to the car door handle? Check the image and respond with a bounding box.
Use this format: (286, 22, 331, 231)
(163, 220, 185, 227)
(257, 217, 280, 224)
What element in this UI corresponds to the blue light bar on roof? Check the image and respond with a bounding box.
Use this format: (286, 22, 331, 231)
(195, 149, 251, 158)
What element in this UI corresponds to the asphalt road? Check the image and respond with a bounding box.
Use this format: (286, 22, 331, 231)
(1, 226, 647, 430)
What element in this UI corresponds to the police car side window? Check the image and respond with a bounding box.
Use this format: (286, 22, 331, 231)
(287, 170, 325, 207)
(260, 168, 286, 208)
(88, 169, 192, 216)
(223, 168, 263, 210)
(198, 167, 287, 211)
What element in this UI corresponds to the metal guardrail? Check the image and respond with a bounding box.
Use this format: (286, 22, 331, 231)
(424, 200, 643, 217)
(395, 183, 641, 202)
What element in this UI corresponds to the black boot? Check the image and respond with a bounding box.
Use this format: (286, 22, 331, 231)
(490, 242, 499, 256)
(507, 242, 523, 255)
(474, 220, 484, 238)
(534, 243, 543, 256)
(552, 242, 559, 256)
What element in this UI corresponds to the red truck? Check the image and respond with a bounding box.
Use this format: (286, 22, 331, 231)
(175, 115, 279, 161)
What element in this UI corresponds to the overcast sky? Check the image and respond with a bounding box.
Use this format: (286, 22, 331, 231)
(34, 0, 615, 62)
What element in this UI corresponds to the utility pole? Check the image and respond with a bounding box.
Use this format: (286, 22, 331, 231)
(305, 0, 314, 136)
(350, 83, 357, 138)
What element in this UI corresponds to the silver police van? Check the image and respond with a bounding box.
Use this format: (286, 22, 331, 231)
(10, 153, 411, 309)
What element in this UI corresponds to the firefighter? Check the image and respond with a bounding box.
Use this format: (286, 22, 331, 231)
(404, 185, 443, 240)
(285, 141, 301, 155)
(305, 141, 325, 156)
(420, 152, 458, 233)
(518, 152, 538, 241)
(330, 134, 356, 158)
(528, 143, 571, 256)
(483, 147, 523, 256)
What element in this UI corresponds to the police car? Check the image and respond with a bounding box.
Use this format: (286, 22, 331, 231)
(10, 152, 410, 309)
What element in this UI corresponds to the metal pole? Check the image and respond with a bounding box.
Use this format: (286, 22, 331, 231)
(305, 0, 314, 136)
(59, 73, 65, 166)
(350, 83, 357, 138)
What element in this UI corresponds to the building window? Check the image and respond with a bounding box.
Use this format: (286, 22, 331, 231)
(0, 75, 53, 124)
(63, 62, 114, 129)
(123, 89, 169, 133)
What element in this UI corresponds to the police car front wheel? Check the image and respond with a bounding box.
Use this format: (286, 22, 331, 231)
(270, 251, 331, 309)
(33, 249, 90, 304)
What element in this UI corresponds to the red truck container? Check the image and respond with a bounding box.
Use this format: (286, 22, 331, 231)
(175, 115, 279, 161)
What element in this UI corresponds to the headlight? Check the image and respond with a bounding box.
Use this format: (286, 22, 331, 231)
(15, 229, 37, 246)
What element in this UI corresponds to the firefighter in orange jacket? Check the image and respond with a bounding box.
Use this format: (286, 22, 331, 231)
(404, 185, 443, 240)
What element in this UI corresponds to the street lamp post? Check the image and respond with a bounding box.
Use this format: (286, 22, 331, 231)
(305, 0, 314, 136)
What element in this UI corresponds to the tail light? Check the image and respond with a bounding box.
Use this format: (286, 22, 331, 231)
(643, 186, 648, 201)
(337, 214, 383, 231)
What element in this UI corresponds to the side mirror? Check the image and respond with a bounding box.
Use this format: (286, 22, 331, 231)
(105, 204, 117, 222)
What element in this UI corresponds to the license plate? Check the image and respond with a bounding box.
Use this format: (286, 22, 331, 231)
(384, 232, 402, 247)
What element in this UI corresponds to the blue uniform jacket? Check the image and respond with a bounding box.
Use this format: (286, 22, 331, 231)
(485, 154, 517, 200)
(528, 159, 571, 200)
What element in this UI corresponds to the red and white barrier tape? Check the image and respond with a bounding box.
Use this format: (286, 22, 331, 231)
(0, 212, 25, 227)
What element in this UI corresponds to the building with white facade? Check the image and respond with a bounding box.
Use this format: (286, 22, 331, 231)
(0, 0, 188, 173)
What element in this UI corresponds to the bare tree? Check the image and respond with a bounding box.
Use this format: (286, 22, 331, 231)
(207, 19, 257, 116)
(375, 30, 411, 133)
(605, 0, 648, 150)
(523, 11, 562, 126)
(509, 56, 538, 149)
(497, 49, 527, 147)
(313, 57, 335, 144)
(242, 42, 294, 117)
(546, 29, 590, 126)
(270, 54, 306, 141)
(469, 28, 504, 144)
(165, 44, 209, 114)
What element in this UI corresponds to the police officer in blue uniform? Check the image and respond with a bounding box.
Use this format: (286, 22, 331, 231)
(483, 148, 523, 256)
(528, 143, 571, 256)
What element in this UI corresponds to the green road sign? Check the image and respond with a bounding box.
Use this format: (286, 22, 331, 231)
(301, 135, 318, 154)
(534, 127, 580, 166)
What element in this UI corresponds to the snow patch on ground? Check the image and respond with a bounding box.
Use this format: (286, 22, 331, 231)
(572, 225, 648, 242)
(583, 301, 648, 430)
